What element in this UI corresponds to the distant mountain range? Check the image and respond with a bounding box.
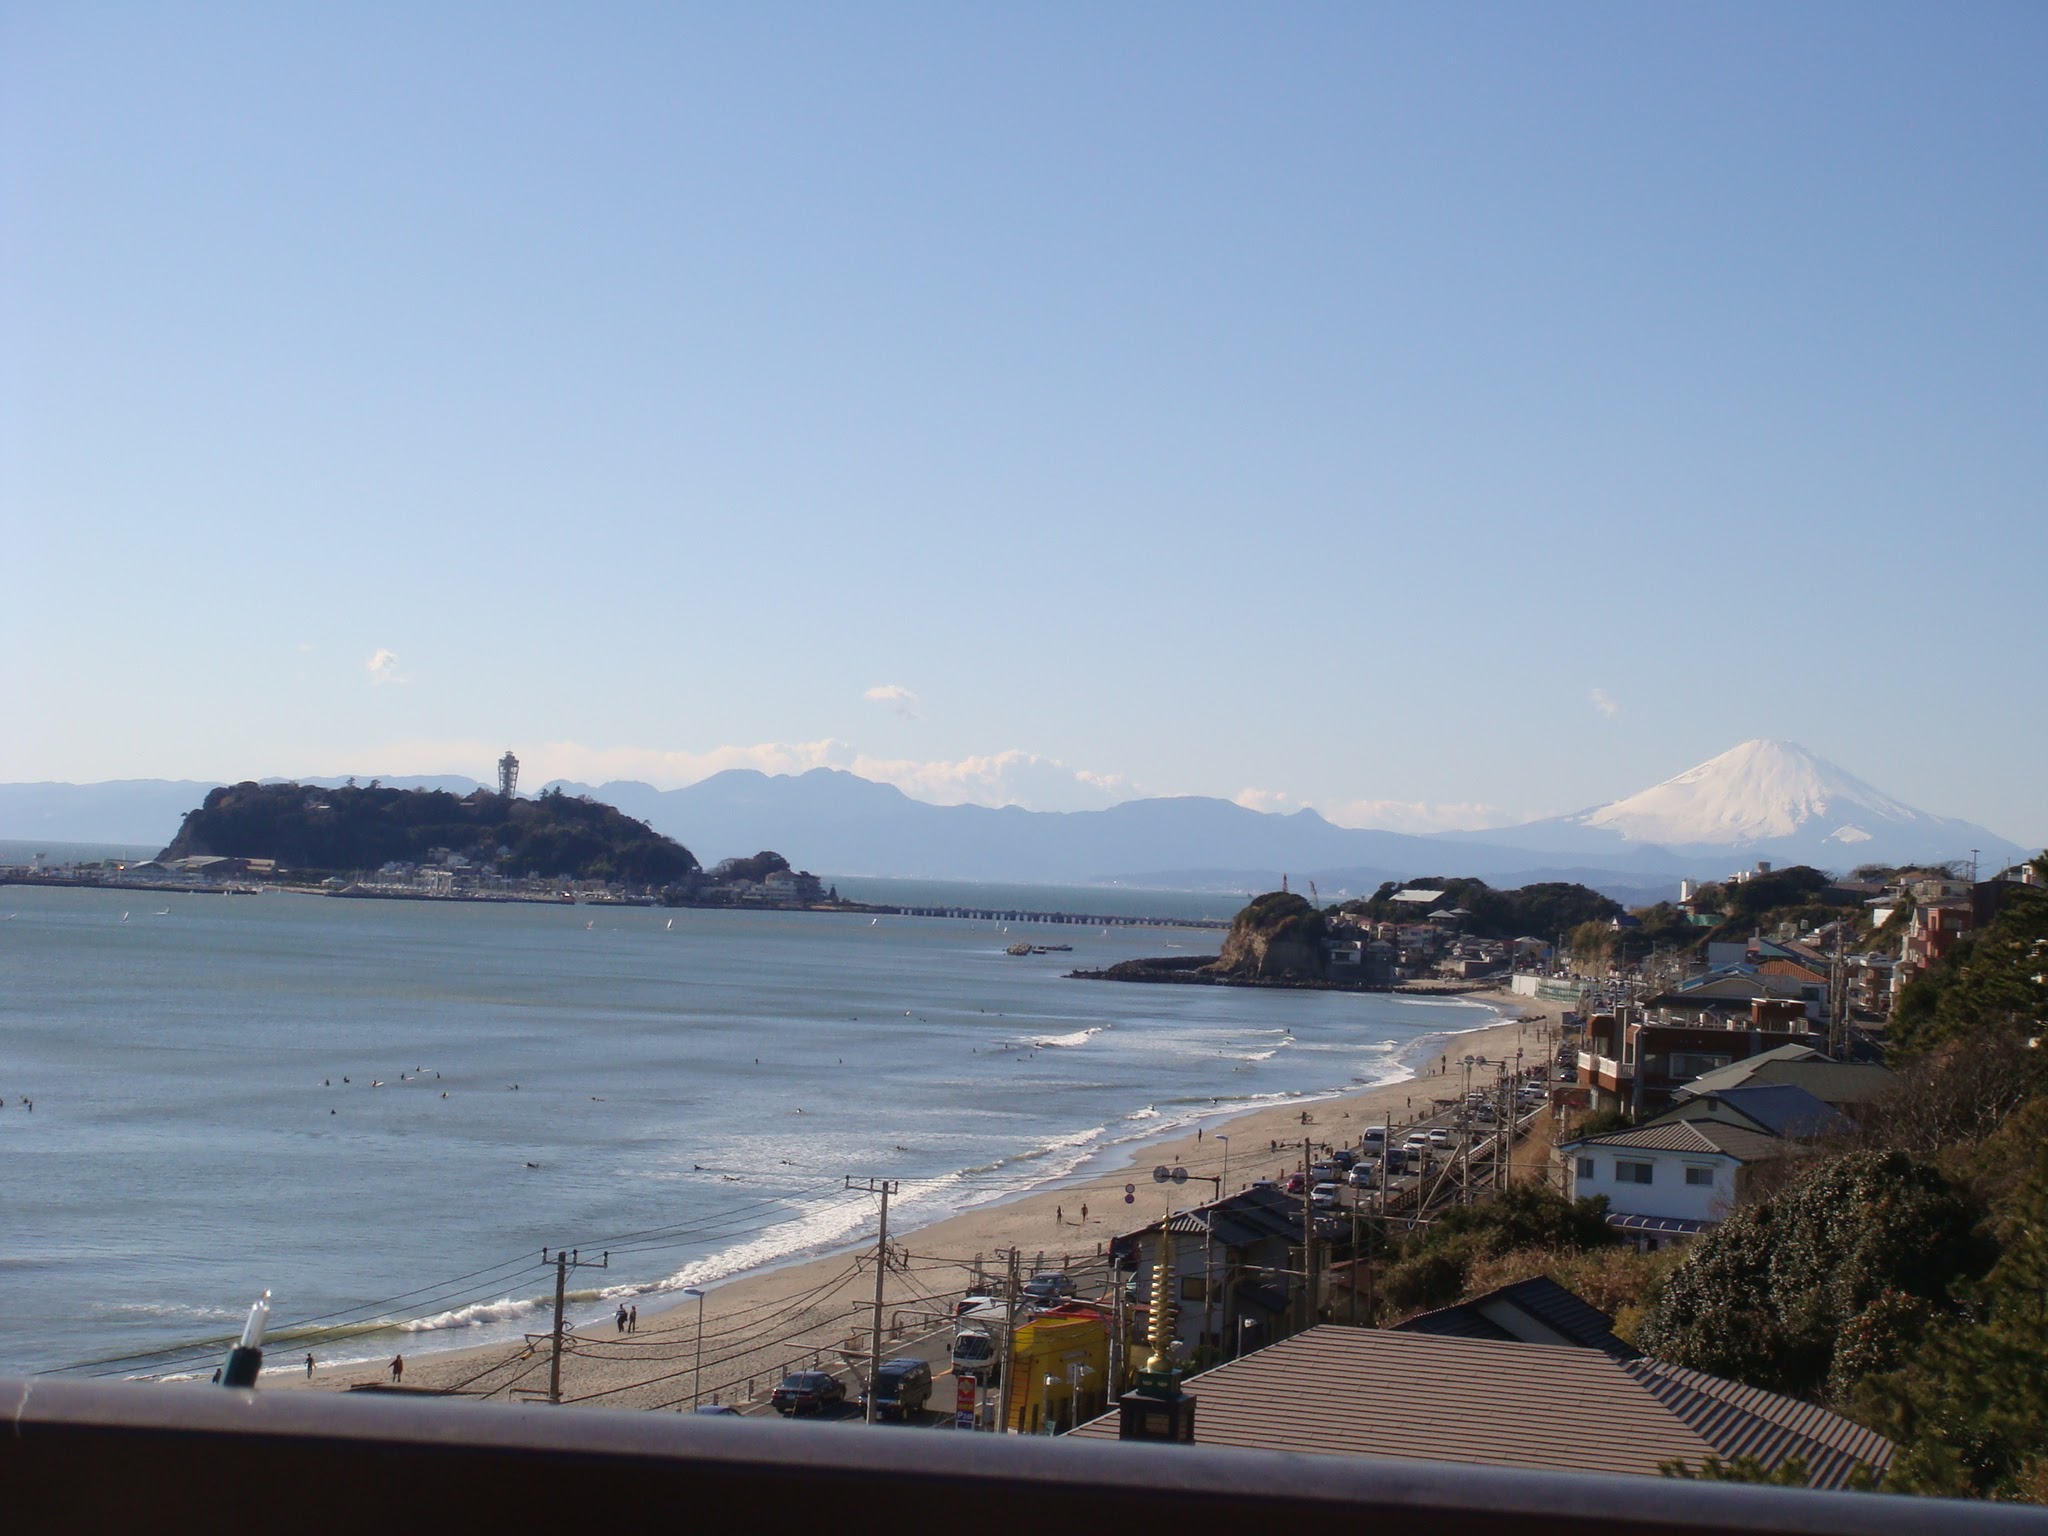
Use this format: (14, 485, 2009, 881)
(0, 740, 2027, 900)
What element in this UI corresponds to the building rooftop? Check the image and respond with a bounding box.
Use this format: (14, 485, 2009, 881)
(1678, 1054, 1898, 1106)
(1562, 1117, 1789, 1164)
(1660, 1083, 1852, 1141)
(1151, 1184, 1306, 1250)
(1392, 1275, 1638, 1359)
(1069, 1326, 1892, 1488)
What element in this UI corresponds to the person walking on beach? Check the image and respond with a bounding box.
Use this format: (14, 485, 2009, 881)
(629, 1305, 638, 1333)
(305, 1353, 315, 1379)
(1056, 1205, 1063, 1225)
(389, 1354, 403, 1384)
(616, 1304, 628, 1333)
(1079, 1203, 1088, 1224)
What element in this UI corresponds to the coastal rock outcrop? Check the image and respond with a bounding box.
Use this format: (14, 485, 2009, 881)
(1207, 890, 1327, 981)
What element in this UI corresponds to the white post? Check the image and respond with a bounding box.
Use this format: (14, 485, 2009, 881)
(685, 1287, 706, 1407)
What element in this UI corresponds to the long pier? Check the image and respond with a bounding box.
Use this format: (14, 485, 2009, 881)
(871, 905, 1228, 931)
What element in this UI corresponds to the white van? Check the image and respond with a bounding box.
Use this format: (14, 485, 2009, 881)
(951, 1324, 999, 1380)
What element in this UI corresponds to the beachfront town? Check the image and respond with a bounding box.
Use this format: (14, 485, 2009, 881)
(234, 851, 2035, 1502)
(9, 816, 2046, 1506)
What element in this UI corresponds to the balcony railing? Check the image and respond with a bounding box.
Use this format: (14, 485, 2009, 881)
(2, 1376, 2037, 1533)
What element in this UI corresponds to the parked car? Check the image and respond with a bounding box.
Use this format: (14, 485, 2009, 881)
(1403, 1133, 1429, 1151)
(1346, 1164, 1378, 1189)
(692, 1403, 743, 1416)
(1428, 1128, 1452, 1148)
(860, 1357, 933, 1420)
(1361, 1127, 1387, 1144)
(1330, 1148, 1357, 1170)
(1027, 1272, 1076, 1298)
(1285, 1172, 1307, 1193)
(1310, 1162, 1338, 1184)
(771, 1371, 847, 1416)
(1310, 1182, 1342, 1209)
(955, 1291, 998, 1317)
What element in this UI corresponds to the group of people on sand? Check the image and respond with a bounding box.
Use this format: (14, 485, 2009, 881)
(615, 1303, 638, 1333)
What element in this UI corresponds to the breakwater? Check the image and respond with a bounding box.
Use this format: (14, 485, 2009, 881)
(870, 904, 1227, 930)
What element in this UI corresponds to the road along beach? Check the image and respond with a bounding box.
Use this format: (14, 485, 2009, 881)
(287, 987, 1568, 1411)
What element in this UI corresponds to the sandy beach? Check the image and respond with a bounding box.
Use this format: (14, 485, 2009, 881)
(282, 985, 1573, 1411)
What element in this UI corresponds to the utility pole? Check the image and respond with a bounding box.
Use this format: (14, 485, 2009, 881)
(996, 1247, 1022, 1434)
(1828, 915, 1848, 1060)
(1495, 1064, 1509, 1191)
(1460, 1056, 1474, 1206)
(1380, 1110, 1393, 1226)
(1348, 1194, 1360, 1326)
(541, 1246, 608, 1405)
(1300, 1138, 1316, 1333)
(1110, 1252, 1125, 1393)
(846, 1178, 898, 1424)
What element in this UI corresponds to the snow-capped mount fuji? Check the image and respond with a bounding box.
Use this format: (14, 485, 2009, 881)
(1459, 740, 2025, 870)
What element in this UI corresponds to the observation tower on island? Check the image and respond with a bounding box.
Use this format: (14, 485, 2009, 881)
(497, 751, 519, 799)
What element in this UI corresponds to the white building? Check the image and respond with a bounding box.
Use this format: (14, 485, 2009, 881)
(1559, 1119, 1787, 1247)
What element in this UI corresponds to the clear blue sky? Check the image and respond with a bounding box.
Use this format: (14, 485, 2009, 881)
(4, 4, 2043, 843)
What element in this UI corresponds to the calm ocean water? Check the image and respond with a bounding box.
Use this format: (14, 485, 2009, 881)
(0, 884, 1498, 1377)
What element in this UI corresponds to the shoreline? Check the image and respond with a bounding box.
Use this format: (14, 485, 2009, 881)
(278, 985, 1573, 1409)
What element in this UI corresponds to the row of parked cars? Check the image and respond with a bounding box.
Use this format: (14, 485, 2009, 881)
(769, 1356, 935, 1419)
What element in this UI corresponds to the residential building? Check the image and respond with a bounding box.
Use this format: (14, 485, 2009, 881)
(1576, 1001, 1822, 1115)
(1110, 1185, 1313, 1361)
(1560, 1118, 1788, 1244)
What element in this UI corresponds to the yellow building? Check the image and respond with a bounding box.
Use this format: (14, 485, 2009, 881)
(1007, 1311, 1110, 1435)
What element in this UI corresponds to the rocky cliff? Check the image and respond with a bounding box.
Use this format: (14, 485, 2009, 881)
(1208, 890, 1327, 980)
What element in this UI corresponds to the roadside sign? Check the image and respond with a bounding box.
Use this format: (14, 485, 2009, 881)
(954, 1373, 977, 1429)
(1124, 1183, 1136, 1195)
(1152, 1166, 1170, 1183)
(1124, 1193, 1134, 1204)
(1171, 1167, 1187, 1184)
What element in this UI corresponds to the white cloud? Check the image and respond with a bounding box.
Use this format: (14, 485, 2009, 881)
(1233, 786, 1304, 816)
(1319, 797, 1515, 834)
(851, 748, 1138, 811)
(1235, 786, 1511, 834)
(862, 684, 922, 719)
(366, 649, 405, 686)
(349, 738, 1144, 812)
(1589, 687, 1622, 719)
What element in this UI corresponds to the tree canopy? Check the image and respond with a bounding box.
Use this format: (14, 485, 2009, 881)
(1640, 1151, 1987, 1401)
(1347, 877, 1619, 939)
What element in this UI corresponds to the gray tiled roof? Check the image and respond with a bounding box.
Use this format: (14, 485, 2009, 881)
(1625, 1358, 1896, 1488)
(1568, 1118, 1788, 1163)
(1665, 1083, 1852, 1139)
(1070, 1326, 1892, 1488)
(1152, 1185, 1306, 1250)
(1394, 1276, 1637, 1359)
(1676, 1045, 1819, 1095)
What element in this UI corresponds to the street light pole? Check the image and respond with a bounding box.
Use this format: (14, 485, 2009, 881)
(684, 1287, 706, 1408)
(1216, 1134, 1230, 1188)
